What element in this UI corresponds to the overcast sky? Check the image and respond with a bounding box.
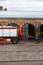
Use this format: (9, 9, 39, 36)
(0, 0, 43, 11)
(1, 0, 43, 2)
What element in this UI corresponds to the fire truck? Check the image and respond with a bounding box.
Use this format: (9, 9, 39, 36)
(0, 26, 18, 44)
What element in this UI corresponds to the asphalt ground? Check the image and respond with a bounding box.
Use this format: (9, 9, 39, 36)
(0, 41, 43, 61)
(0, 61, 43, 65)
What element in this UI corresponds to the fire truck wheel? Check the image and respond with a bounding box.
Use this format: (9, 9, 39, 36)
(12, 40, 18, 44)
(12, 41, 18, 44)
(11, 38, 18, 44)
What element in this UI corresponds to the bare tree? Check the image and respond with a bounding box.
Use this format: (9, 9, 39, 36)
(4, 8, 7, 11)
(0, 6, 3, 11)
(0, 6, 7, 11)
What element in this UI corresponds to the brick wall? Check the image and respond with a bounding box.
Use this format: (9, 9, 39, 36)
(0, 18, 43, 37)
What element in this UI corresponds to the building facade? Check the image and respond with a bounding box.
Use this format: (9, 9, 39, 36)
(0, 18, 43, 41)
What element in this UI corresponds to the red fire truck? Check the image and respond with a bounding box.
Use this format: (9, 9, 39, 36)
(0, 26, 18, 44)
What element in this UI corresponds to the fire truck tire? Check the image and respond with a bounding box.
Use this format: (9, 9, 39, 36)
(12, 40, 18, 44)
(11, 38, 18, 44)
